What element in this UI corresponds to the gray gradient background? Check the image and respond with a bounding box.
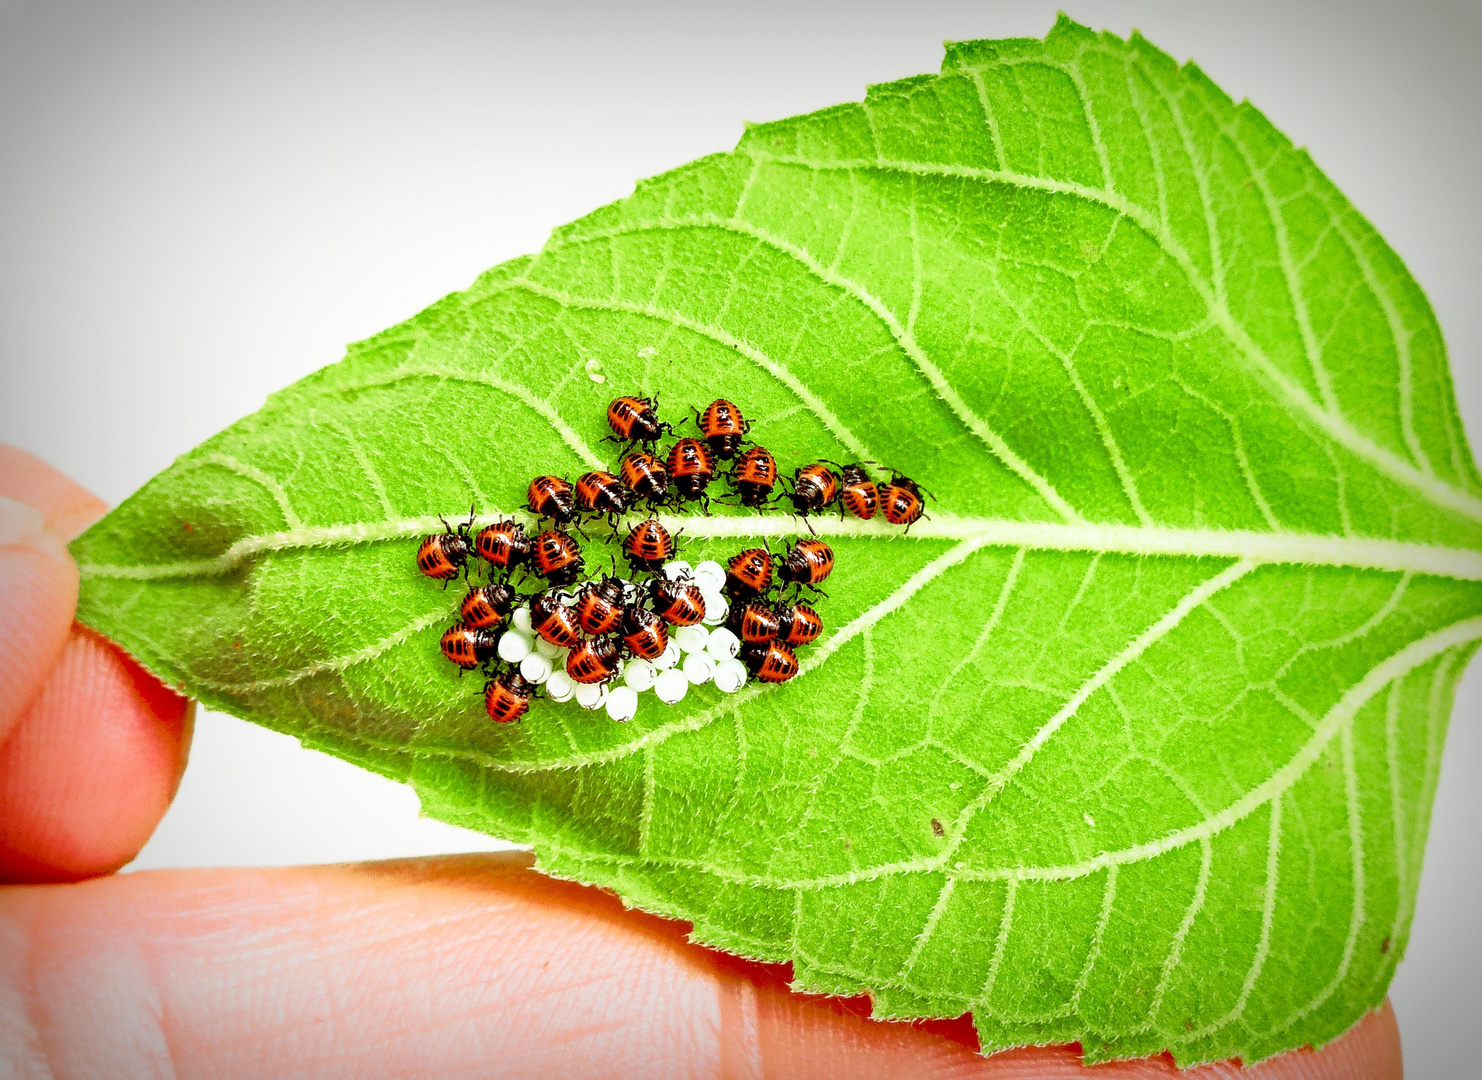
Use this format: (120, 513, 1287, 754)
(1, 1, 1477, 1074)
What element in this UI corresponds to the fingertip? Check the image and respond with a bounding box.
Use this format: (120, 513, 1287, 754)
(0, 626, 192, 882)
(0, 444, 109, 541)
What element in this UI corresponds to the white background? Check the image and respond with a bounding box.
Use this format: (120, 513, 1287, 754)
(1, 2, 1478, 1075)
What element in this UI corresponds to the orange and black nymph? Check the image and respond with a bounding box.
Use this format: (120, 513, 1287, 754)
(531, 529, 585, 587)
(878, 473, 928, 529)
(730, 445, 778, 508)
(527, 475, 579, 527)
(665, 438, 716, 507)
(619, 450, 668, 508)
(623, 518, 677, 573)
(725, 547, 773, 598)
(530, 593, 584, 649)
(695, 398, 750, 459)
(440, 623, 499, 671)
(728, 600, 780, 644)
(566, 636, 622, 684)
(776, 602, 823, 647)
(474, 520, 532, 574)
(417, 518, 473, 582)
(839, 463, 878, 521)
(621, 604, 669, 660)
(778, 537, 834, 592)
(648, 578, 706, 627)
(573, 576, 626, 636)
(575, 470, 630, 524)
(460, 582, 518, 630)
(787, 462, 840, 518)
(742, 640, 800, 684)
(484, 670, 536, 724)
(606, 395, 671, 446)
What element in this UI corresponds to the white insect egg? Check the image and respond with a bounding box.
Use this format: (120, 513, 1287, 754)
(605, 686, 639, 723)
(534, 635, 566, 659)
(691, 560, 727, 592)
(519, 652, 553, 685)
(674, 625, 709, 654)
(623, 658, 657, 692)
(575, 682, 609, 710)
(653, 668, 689, 705)
(544, 670, 576, 702)
(705, 627, 741, 661)
(712, 658, 748, 694)
(661, 560, 693, 581)
(682, 652, 715, 685)
(700, 591, 729, 626)
(653, 640, 682, 671)
(511, 607, 533, 635)
(497, 630, 532, 664)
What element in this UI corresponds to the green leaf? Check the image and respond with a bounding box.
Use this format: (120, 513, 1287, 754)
(73, 16, 1481, 1067)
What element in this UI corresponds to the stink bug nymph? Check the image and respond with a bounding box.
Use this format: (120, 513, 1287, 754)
(485, 670, 536, 724)
(788, 462, 840, 519)
(606, 395, 672, 447)
(531, 529, 585, 587)
(742, 640, 800, 684)
(725, 547, 773, 598)
(474, 519, 532, 574)
(417, 515, 474, 583)
(461, 582, 518, 630)
(566, 636, 622, 684)
(779, 537, 834, 593)
(649, 578, 706, 627)
(695, 398, 750, 459)
(728, 600, 781, 644)
(530, 593, 584, 649)
(730, 445, 778, 508)
(619, 450, 668, 508)
(440, 623, 499, 671)
(573, 576, 626, 636)
(776, 602, 823, 647)
(574, 470, 630, 525)
(665, 437, 716, 508)
(623, 518, 677, 573)
(839, 463, 879, 521)
(879, 473, 929, 529)
(621, 604, 670, 660)
(528, 475, 580, 527)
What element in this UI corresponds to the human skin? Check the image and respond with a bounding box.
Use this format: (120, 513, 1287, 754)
(0, 444, 1403, 1078)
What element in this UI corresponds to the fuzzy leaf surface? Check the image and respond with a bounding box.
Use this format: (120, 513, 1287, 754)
(72, 18, 1482, 1067)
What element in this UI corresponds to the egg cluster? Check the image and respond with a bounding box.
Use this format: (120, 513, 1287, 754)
(416, 395, 926, 726)
(479, 558, 771, 723)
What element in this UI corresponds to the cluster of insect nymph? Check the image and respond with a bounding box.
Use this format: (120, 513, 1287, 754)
(416, 395, 929, 726)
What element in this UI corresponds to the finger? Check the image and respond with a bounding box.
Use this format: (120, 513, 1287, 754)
(0, 443, 108, 742)
(0, 496, 77, 744)
(0, 444, 110, 542)
(0, 627, 192, 883)
(1, 854, 1401, 1078)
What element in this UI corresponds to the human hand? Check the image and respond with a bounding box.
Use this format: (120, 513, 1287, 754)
(0, 444, 1402, 1078)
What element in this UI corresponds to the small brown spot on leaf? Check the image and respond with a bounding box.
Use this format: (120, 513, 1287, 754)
(930, 818, 945, 837)
(233, 639, 243, 650)
(182, 521, 194, 532)
(843, 838, 852, 850)
(1381, 937, 1391, 954)
(1184, 1020, 1195, 1032)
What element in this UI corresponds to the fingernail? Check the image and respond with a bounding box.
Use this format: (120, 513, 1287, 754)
(0, 494, 67, 556)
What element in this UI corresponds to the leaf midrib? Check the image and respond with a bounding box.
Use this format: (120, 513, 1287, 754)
(78, 512, 1482, 581)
